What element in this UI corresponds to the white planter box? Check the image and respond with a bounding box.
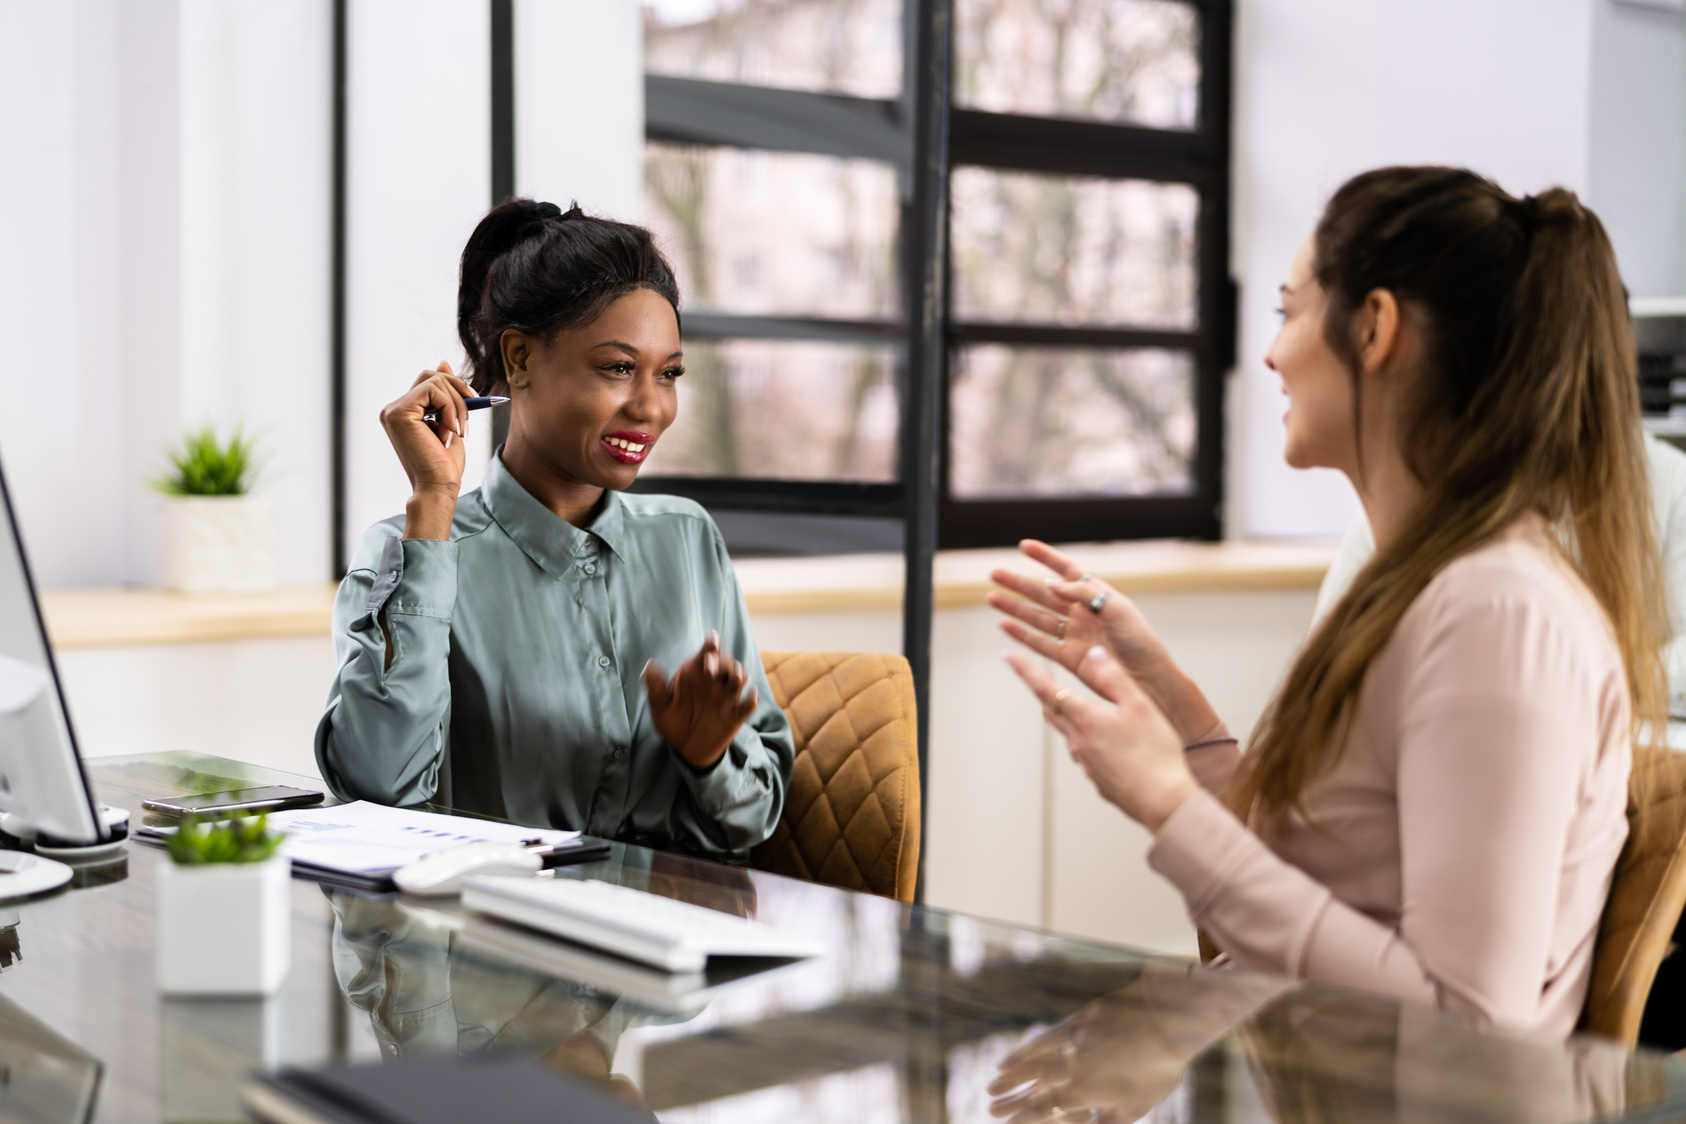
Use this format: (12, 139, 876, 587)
(163, 495, 277, 593)
(156, 856, 291, 996)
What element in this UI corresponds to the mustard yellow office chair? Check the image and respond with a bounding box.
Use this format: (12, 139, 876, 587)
(750, 651, 921, 904)
(1582, 741, 1686, 1044)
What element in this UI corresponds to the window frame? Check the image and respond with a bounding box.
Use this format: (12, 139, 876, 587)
(632, 0, 1234, 550)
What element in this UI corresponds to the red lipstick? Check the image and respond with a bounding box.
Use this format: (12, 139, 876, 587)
(601, 431, 656, 465)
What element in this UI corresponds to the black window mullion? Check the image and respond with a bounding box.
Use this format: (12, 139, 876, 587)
(951, 323, 1199, 351)
(951, 110, 1218, 184)
(646, 76, 905, 167)
(681, 313, 906, 346)
(940, 494, 1217, 550)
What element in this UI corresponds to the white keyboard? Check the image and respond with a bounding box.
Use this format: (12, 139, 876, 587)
(460, 876, 824, 973)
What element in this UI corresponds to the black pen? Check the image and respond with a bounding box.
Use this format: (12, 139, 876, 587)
(423, 396, 508, 423)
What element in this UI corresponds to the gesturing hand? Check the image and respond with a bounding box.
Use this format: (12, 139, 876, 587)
(379, 360, 473, 540)
(1004, 645, 1197, 832)
(643, 632, 759, 770)
(988, 539, 1218, 745)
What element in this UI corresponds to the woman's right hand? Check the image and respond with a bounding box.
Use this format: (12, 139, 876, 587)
(379, 361, 471, 540)
(987, 540, 1219, 745)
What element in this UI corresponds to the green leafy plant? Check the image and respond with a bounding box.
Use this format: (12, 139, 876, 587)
(165, 813, 285, 865)
(153, 426, 260, 496)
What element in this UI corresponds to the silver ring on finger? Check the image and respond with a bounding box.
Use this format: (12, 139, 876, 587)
(1087, 590, 1111, 615)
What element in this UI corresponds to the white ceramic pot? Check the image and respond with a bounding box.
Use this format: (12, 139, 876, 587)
(162, 495, 277, 593)
(156, 855, 291, 996)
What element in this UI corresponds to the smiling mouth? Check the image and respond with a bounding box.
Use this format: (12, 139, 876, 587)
(601, 434, 654, 465)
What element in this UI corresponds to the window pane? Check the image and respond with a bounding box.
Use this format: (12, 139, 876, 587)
(643, 0, 904, 100)
(949, 346, 1194, 498)
(645, 144, 900, 319)
(954, 0, 1200, 129)
(950, 168, 1198, 329)
(643, 339, 900, 481)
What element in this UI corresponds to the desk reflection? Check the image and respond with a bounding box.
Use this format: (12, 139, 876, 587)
(990, 968, 1684, 1124)
(327, 891, 670, 1116)
(323, 851, 763, 1117)
(0, 990, 102, 1123)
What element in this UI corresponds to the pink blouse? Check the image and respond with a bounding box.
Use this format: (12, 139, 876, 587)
(1148, 518, 1631, 1035)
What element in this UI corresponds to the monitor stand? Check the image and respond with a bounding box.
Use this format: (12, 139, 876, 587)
(2, 805, 129, 862)
(0, 851, 70, 900)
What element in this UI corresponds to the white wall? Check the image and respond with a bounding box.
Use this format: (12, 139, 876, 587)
(177, 0, 334, 585)
(1589, 0, 1686, 299)
(60, 637, 337, 775)
(1232, 0, 1601, 539)
(515, 0, 645, 222)
(342, 0, 495, 552)
(0, 1, 124, 587)
(0, 0, 333, 588)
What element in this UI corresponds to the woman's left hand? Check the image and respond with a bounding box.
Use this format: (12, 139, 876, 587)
(1004, 646, 1198, 832)
(643, 633, 759, 771)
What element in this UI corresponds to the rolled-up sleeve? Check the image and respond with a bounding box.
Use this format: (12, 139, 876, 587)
(315, 527, 459, 805)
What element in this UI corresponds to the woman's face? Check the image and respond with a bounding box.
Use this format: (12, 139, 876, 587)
(1264, 238, 1357, 474)
(505, 287, 682, 491)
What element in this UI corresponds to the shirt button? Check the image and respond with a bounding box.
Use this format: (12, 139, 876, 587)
(583, 562, 597, 575)
(597, 655, 612, 668)
(612, 747, 625, 760)
(388, 571, 397, 580)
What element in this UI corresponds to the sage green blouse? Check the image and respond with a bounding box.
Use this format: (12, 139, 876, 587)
(313, 455, 794, 861)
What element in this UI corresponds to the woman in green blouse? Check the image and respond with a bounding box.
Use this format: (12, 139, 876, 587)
(314, 199, 794, 861)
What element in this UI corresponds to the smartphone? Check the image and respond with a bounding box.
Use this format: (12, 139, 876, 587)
(141, 785, 325, 817)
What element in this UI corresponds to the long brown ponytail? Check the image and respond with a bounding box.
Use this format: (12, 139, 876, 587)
(1232, 167, 1667, 823)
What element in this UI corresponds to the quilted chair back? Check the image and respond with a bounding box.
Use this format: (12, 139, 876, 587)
(1582, 742, 1686, 1043)
(751, 651, 921, 903)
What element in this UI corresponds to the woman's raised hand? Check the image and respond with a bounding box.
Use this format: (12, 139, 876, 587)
(642, 632, 759, 771)
(1005, 645, 1197, 832)
(987, 540, 1218, 745)
(380, 361, 472, 540)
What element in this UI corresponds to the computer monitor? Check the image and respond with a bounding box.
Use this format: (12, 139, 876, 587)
(0, 450, 105, 892)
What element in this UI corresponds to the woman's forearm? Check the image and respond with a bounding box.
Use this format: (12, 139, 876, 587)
(1138, 656, 1223, 747)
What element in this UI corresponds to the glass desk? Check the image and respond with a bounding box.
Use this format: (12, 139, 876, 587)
(2, 751, 1683, 1123)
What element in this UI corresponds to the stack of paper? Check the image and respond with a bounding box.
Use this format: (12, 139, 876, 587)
(141, 801, 606, 891)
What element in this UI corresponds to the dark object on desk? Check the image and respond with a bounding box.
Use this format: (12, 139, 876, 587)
(141, 784, 325, 817)
(244, 1055, 650, 1124)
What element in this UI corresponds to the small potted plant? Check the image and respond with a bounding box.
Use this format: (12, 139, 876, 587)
(156, 814, 291, 996)
(153, 426, 276, 593)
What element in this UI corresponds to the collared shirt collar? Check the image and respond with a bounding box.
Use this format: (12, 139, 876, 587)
(481, 454, 628, 579)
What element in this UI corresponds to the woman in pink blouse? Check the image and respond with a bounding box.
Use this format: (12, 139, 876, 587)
(990, 166, 1669, 1036)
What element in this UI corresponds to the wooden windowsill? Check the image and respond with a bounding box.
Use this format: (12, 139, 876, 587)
(39, 539, 1338, 649)
(41, 585, 340, 649)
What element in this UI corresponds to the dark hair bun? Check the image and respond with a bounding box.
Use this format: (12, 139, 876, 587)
(456, 199, 680, 394)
